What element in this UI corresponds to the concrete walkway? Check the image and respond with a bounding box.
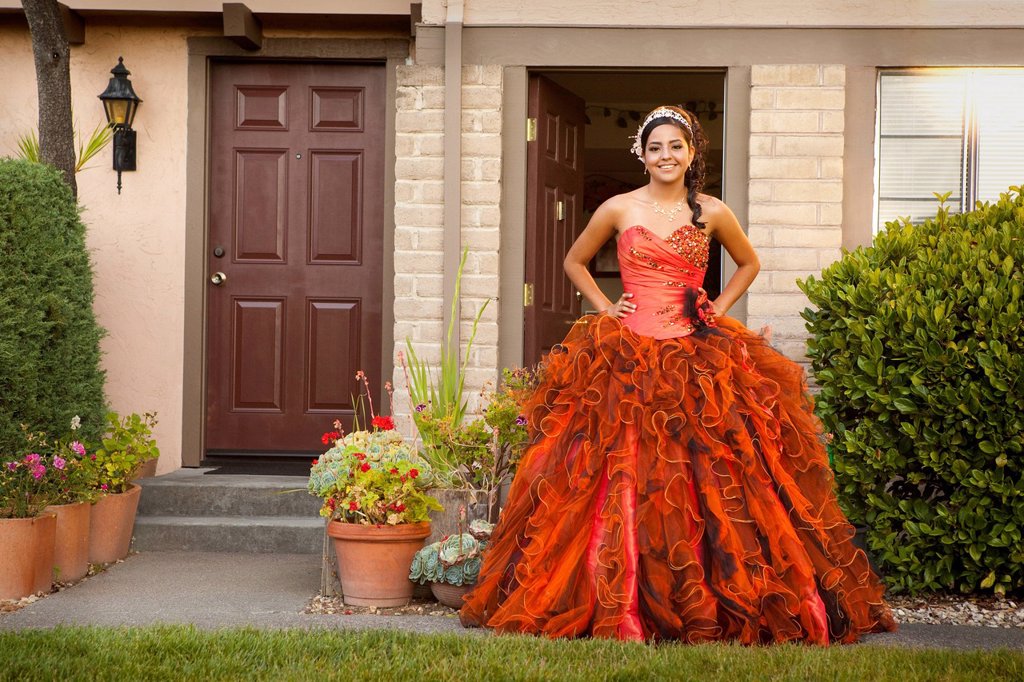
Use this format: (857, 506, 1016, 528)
(1, 551, 1022, 650)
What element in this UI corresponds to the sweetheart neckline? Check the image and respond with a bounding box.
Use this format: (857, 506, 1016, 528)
(623, 224, 710, 243)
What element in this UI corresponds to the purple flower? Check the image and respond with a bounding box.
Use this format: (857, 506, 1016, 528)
(71, 441, 86, 456)
(515, 415, 527, 426)
(414, 403, 427, 413)
(31, 464, 46, 480)
(5, 461, 16, 472)
(53, 456, 66, 470)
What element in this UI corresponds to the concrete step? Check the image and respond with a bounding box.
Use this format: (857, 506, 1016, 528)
(132, 515, 325, 554)
(137, 468, 321, 518)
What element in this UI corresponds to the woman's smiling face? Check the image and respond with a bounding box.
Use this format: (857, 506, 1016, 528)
(643, 123, 695, 182)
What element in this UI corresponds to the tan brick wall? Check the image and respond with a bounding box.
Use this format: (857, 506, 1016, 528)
(391, 64, 502, 434)
(747, 64, 845, 363)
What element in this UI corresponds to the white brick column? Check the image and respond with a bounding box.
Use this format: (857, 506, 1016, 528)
(459, 64, 502, 414)
(392, 65, 445, 434)
(391, 64, 503, 432)
(746, 64, 845, 362)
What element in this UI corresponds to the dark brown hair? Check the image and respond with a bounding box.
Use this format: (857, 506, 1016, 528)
(639, 105, 709, 227)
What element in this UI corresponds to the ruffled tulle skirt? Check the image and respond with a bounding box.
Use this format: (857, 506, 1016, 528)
(460, 314, 896, 644)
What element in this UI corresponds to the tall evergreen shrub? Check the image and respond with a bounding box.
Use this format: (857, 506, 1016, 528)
(800, 189, 1024, 595)
(0, 159, 106, 450)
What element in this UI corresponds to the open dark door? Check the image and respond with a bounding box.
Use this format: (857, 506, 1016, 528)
(523, 75, 586, 367)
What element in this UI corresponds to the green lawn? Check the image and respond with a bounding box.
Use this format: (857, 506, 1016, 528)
(0, 626, 1021, 681)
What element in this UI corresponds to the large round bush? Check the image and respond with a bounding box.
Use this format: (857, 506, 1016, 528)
(0, 159, 106, 450)
(800, 189, 1023, 595)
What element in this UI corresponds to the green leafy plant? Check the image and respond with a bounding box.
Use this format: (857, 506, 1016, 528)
(91, 412, 160, 495)
(0, 160, 107, 453)
(14, 121, 113, 173)
(799, 188, 1024, 595)
(402, 249, 490, 453)
(408, 367, 535, 520)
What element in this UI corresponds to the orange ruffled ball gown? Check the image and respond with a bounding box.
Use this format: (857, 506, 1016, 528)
(460, 224, 897, 644)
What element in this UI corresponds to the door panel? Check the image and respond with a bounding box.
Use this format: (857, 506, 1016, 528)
(524, 75, 586, 367)
(206, 61, 384, 456)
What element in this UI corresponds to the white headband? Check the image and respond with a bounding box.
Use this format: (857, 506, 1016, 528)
(630, 108, 693, 160)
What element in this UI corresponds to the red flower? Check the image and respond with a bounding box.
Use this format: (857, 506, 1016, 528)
(395, 503, 406, 513)
(349, 501, 358, 511)
(409, 468, 419, 479)
(312, 458, 319, 466)
(354, 452, 366, 461)
(327, 498, 336, 509)
(359, 463, 371, 472)
(389, 467, 399, 475)
(371, 415, 395, 431)
(321, 431, 340, 445)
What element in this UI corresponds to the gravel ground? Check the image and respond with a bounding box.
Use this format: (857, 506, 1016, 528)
(887, 594, 1024, 628)
(306, 593, 1024, 629)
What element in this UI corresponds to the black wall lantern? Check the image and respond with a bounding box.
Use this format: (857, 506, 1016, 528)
(98, 57, 142, 194)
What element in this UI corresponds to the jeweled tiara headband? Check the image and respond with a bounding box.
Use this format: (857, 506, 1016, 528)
(630, 108, 692, 160)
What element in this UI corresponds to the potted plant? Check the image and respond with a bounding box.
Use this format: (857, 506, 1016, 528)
(0, 452, 58, 600)
(308, 376, 442, 607)
(409, 508, 493, 608)
(88, 411, 159, 564)
(37, 416, 99, 583)
(403, 360, 535, 525)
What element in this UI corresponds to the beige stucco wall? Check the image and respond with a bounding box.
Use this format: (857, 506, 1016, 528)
(0, 23, 207, 474)
(422, 0, 1024, 27)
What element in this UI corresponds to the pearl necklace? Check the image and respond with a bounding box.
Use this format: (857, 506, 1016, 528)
(650, 197, 687, 223)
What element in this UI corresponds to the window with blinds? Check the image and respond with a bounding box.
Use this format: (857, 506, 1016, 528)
(875, 69, 1024, 233)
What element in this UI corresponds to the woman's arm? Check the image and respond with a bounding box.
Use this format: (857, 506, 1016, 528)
(704, 198, 760, 316)
(563, 198, 636, 317)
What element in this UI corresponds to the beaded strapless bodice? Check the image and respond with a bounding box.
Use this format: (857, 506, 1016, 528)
(617, 224, 716, 339)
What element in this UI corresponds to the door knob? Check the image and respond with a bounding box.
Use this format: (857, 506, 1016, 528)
(210, 272, 227, 285)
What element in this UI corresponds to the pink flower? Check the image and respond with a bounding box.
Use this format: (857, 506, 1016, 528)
(53, 456, 66, 470)
(100, 483, 109, 491)
(71, 441, 86, 456)
(31, 464, 46, 480)
(5, 461, 17, 472)
(24, 453, 41, 465)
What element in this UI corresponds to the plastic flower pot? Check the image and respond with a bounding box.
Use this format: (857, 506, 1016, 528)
(0, 513, 56, 600)
(328, 520, 431, 607)
(89, 484, 142, 564)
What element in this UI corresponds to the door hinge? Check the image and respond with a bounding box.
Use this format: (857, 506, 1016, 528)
(526, 117, 537, 142)
(523, 282, 534, 307)
(555, 200, 565, 221)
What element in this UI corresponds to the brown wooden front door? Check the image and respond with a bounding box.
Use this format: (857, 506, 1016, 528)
(523, 75, 586, 368)
(205, 61, 385, 457)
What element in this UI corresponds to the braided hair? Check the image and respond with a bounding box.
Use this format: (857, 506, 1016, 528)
(638, 105, 709, 227)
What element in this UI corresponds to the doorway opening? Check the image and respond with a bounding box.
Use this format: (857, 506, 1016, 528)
(524, 69, 727, 367)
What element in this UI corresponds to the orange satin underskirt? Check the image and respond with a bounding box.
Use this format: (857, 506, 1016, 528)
(460, 314, 896, 644)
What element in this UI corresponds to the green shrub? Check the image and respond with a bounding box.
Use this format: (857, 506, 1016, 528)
(0, 159, 106, 451)
(799, 189, 1024, 595)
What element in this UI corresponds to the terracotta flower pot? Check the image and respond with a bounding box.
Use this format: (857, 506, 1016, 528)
(89, 484, 142, 564)
(0, 513, 56, 600)
(327, 520, 431, 607)
(133, 458, 158, 480)
(431, 581, 474, 609)
(44, 501, 91, 583)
